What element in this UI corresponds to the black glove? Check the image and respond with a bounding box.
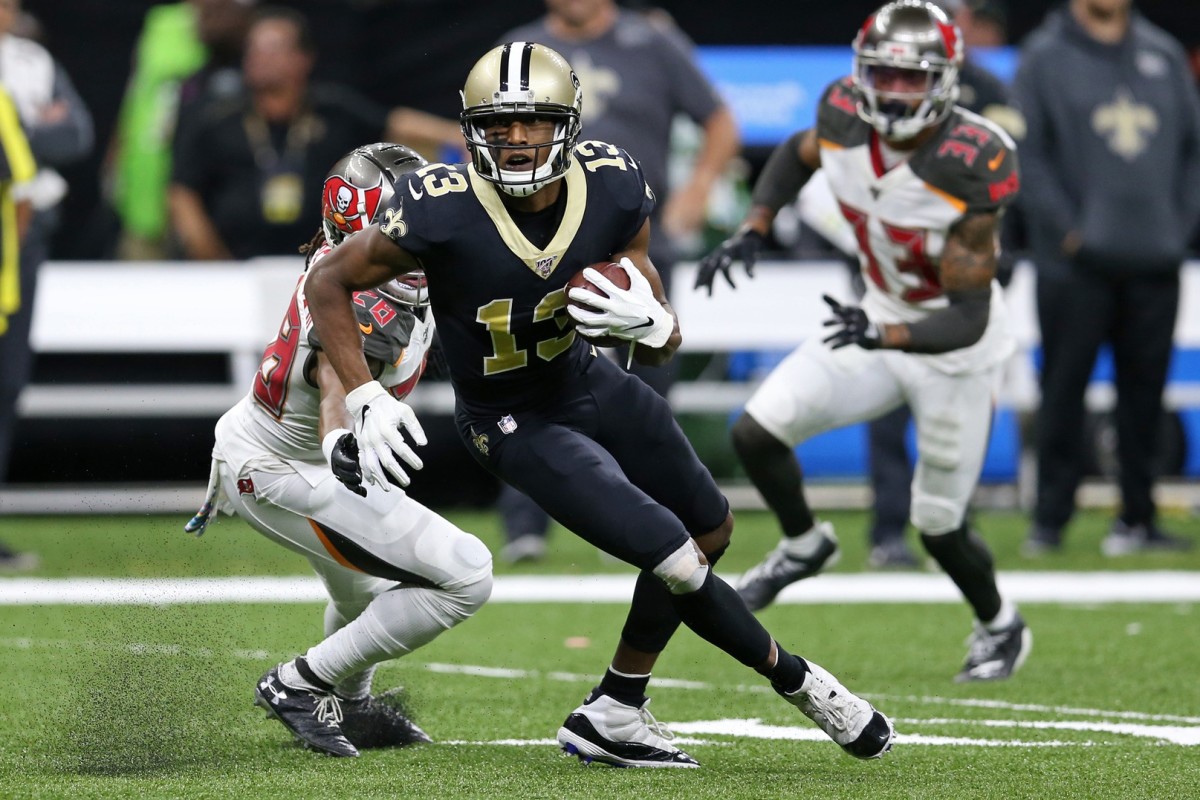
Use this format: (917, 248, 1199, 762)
(331, 432, 408, 496)
(822, 294, 882, 350)
(330, 432, 368, 497)
(694, 228, 765, 296)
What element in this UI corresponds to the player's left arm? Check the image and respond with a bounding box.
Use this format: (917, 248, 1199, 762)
(881, 211, 998, 353)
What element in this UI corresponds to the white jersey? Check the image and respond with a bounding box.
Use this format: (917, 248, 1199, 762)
(214, 244, 435, 483)
(816, 78, 1019, 374)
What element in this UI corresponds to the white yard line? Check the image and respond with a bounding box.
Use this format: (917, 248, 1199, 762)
(2, 571, 1199, 605)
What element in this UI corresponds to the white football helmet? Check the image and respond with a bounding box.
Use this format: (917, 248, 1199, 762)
(460, 41, 583, 197)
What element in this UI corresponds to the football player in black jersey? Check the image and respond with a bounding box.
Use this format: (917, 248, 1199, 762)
(307, 42, 894, 767)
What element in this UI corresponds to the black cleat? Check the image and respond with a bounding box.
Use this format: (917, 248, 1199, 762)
(956, 615, 1032, 683)
(254, 665, 359, 757)
(737, 521, 840, 611)
(556, 690, 699, 768)
(339, 689, 432, 750)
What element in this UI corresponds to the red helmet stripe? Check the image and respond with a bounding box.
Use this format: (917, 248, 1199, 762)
(937, 21, 959, 62)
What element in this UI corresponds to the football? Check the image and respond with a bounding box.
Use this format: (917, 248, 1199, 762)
(565, 261, 631, 348)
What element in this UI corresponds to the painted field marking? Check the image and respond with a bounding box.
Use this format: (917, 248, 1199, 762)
(2, 571, 1200, 605)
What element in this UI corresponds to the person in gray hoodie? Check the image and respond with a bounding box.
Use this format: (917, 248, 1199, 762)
(1014, 0, 1200, 556)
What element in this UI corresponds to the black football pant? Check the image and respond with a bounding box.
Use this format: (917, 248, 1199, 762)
(1034, 266, 1179, 531)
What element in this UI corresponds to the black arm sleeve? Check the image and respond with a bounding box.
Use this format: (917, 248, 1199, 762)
(750, 129, 814, 212)
(903, 286, 991, 354)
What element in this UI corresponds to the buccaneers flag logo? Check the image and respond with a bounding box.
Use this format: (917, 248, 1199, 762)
(322, 176, 384, 237)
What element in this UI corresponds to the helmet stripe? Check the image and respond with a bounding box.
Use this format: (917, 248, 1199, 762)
(499, 41, 534, 93)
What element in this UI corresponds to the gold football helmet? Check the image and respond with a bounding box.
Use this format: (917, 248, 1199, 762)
(460, 41, 583, 197)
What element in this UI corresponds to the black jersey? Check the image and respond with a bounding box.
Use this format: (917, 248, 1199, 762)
(376, 140, 655, 414)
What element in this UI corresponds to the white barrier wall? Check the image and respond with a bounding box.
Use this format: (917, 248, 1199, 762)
(19, 258, 1200, 418)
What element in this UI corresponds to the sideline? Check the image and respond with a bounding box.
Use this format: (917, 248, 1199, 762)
(2, 571, 1199, 605)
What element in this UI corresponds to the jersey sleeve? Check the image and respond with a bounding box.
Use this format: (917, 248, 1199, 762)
(575, 141, 656, 248)
(307, 291, 415, 365)
(913, 113, 1021, 215)
(815, 77, 870, 148)
(374, 162, 470, 258)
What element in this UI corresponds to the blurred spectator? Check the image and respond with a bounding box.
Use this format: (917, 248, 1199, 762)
(493, 0, 740, 563)
(1015, 0, 1200, 556)
(0, 0, 93, 571)
(168, 6, 389, 260)
(109, 0, 255, 261)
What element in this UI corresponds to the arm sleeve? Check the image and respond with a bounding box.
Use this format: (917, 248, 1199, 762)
(903, 286, 992, 354)
(1011, 49, 1077, 243)
(26, 63, 94, 167)
(751, 129, 813, 212)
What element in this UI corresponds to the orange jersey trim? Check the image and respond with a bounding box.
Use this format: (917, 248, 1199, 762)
(923, 181, 967, 214)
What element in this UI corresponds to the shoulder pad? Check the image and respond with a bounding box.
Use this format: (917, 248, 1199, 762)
(911, 110, 1020, 214)
(306, 291, 416, 365)
(378, 162, 471, 249)
(573, 140, 655, 213)
(816, 77, 870, 149)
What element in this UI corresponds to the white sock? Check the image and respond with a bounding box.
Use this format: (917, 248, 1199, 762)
(983, 598, 1018, 632)
(781, 522, 832, 558)
(279, 659, 326, 692)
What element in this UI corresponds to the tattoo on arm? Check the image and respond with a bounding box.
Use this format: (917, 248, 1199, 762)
(940, 212, 998, 291)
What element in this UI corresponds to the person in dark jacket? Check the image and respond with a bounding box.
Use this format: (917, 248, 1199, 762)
(1015, 0, 1200, 556)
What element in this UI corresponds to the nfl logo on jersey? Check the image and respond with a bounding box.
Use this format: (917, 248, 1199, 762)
(499, 415, 518, 434)
(535, 256, 555, 278)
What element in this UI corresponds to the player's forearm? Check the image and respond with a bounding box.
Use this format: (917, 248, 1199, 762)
(882, 286, 991, 353)
(632, 310, 682, 366)
(305, 268, 376, 392)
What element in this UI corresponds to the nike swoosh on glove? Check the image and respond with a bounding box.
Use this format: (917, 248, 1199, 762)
(344, 380, 427, 490)
(565, 257, 674, 348)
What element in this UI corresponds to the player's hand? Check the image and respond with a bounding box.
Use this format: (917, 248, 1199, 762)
(822, 294, 882, 350)
(694, 228, 765, 296)
(327, 432, 368, 497)
(566, 258, 674, 348)
(344, 381, 427, 490)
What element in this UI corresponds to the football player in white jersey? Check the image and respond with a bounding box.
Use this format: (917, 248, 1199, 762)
(184, 143, 493, 756)
(696, 0, 1030, 683)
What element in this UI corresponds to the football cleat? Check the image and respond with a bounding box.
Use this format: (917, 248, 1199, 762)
(254, 665, 359, 757)
(556, 689, 699, 768)
(779, 661, 895, 759)
(737, 521, 840, 611)
(956, 615, 1032, 683)
(338, 689, 433, 750)
(1101, 520, 1193, 557)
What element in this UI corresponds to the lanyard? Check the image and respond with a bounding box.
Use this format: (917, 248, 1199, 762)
(243, 109, 318, 173)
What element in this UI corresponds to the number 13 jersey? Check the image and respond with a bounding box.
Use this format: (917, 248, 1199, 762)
(817, 77, 1020, 374)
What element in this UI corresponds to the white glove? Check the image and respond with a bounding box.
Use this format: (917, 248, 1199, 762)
(566, 257, 674, 348)
(344, 380, 426, 490)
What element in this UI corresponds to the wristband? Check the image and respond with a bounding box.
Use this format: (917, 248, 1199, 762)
(345, 380, 387, 419)
(322, 428, 352, 464)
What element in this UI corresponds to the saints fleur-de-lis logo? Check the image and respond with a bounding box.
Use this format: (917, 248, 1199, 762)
(472, 429, 489, 456)
(1092, 87, 1158, 161)
(380, 207, 408, 239)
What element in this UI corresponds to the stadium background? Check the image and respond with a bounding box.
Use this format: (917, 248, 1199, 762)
(7, 0, 1200, 510)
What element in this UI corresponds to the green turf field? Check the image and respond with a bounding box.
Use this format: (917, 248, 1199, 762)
(0, 510, 1198, 799)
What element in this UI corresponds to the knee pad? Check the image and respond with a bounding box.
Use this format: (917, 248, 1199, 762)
(442, 536, 493, 618)
(652, 540, 710, 595)
(910, 492, 963, 535)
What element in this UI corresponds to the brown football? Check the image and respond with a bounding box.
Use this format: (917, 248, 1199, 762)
(565, 261, 632, 348)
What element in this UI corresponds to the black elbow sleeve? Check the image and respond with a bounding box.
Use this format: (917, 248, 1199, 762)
(904, 287, 991, 354)
(751, 129, 814, 212)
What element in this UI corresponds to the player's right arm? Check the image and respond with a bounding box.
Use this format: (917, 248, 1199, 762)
(306, 228, 427, 489)
(695, 128, 822, 295)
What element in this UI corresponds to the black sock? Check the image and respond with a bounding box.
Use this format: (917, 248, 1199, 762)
(598, 667, 650, 708)
(732, 414, 815, 536)
(759, 643, 809, 695)
(619, 543, 732, 655)
(921, 524, 1002, 622)
(294, 656, 335, 693)
(669, 571, 772, 667)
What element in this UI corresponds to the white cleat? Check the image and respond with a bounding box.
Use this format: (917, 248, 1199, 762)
(556, 690, 699, 768)
(780, 661, 895, 759)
